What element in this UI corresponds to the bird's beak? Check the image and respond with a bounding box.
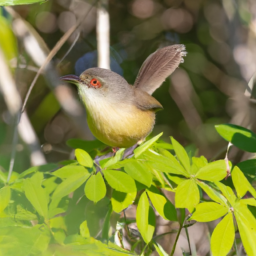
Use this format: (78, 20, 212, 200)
(60, 74, 80, 84)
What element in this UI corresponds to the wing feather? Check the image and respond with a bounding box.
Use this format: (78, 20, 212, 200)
(134, 44, 187, 95)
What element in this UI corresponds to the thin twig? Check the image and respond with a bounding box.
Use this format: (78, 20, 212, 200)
(184, 226, 191, 256)
(57, 31, 80, 66)
(170, 222, 183, 256)
(20, 1, 97, 113)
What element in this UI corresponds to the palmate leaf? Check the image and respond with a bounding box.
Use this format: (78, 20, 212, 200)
(215, 124, 256, 152)
(175, 179, 200, 210)
(0, 186, 11, 213)
(190, 202, 228, 222)
(52, 166, 88, 179)
(136, 191, 155, 243)
(215, 182, 236, 206)
(211, 213, 235, 256)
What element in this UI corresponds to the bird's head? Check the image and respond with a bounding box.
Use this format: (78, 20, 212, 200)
(60, 67, 131, 102)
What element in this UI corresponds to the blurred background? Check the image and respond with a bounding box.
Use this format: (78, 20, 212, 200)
(1, 0, 256, 173)
(1, 0, 256, 255)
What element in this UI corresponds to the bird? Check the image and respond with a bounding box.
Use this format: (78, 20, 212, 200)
(61, 44, 186, 149)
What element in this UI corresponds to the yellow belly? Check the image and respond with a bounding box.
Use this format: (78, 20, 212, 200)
(86, 102, 155, 148)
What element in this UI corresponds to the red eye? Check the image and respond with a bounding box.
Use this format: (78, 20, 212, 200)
(90, 78, 101, 88)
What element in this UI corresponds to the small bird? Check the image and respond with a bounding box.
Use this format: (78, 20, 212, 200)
(61, 45, 186, 148)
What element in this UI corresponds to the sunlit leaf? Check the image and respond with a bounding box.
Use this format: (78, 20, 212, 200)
(136, 191, 155, 243)
(241, 198, 256, 206)
(111, 190, 136, 213)
(52, 166, 88, 179)
(134, 133, 163, 158)
(171, 137, 191, 173)
(123, 160, 152, 187)
(195, 160, 226, 181)
(153, 242, 169, 256)
(75, 149, 93, 168)
(84, 173, 106, 203)
(80, 221, 90, 238)
(190, 202, 228, 222)
(234, 203, 256, 256)
(232, 166, 256, 198)
(191, 156, 208, 174)
(0, 0, 47, 5)
(237, 159, 256, 182)
(0, 186, 11, 213)
(211, 213, 234, 256)
(215, 124, 256, 152)
(215, 182, 236, 206)
(23, 172, 49, 219)
(147, 187, 177, 221)
(52, 172, 89, 201)
(102, 148, 125, 168)
(197, 181, 227, 206)
(175, 179, 200, 210)
(103, 170, 136, 193)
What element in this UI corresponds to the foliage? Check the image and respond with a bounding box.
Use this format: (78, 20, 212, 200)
(1, 125, 256, 256)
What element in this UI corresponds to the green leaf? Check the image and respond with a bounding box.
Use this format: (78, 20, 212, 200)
(171, 137, 191, 173)
(84, 173, 106, 203)
(195, 160, 226, 181)
(215, 124, 256, 152)
(142, 150, 189, 177)
(0, 186, 11, 213)
(147, 187, 177, 221)
(23, 172, 49, 219)
(197, 181, 227, 206)
(123, 160, 152, 187)
(111, 190, 136, 213)
(104, 170, 136, 193)
(191, 156, 208, 174)
(237, 159, 256, 181)
(234, 203, 256, 256)
(102, 204, 112, 242)
(19, 163, 59, 178)
(102, 148, 125, 168)
(190, 202, 228, 222)
(215, 182, 236, 206)
(66, 138, 103, 152)
(211, 213, 235, 256)
(153, 242, 169, 256)
(75, 149, 93, 168)
(232, 166, 256, 198)
(136, 191, 155, 243)
(0, 0, 46, 6)
(52, 171, 89, 201)
(80, 221, 90, 238)
(241, 198, 256, 206)
(175, 179, 200, 210)
(52, 165, 88, 179)
(134, 132, 163, 158)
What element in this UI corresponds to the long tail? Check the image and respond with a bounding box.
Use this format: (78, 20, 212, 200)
(134, 44, 187, 95)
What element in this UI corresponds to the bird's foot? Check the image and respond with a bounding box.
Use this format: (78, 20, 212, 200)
(123, 144, 139, 159)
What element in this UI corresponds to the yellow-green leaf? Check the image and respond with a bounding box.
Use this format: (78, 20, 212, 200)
(175, 179, 200, 210)
(136, 191, 155, 243)
(84, 173, 106, 203)
(211, 213, 234, 256)
(111, 190, 136, 213)
(75, 149, 93, 168)
(191, 202, 228, 222)
(0, 186, 11, 213)
(196, 160, 226, 181)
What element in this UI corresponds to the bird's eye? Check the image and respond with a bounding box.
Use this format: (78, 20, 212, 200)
(90, 78, 101, 88)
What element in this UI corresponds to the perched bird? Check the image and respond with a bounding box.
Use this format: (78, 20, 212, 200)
(61, 44, 186, 148)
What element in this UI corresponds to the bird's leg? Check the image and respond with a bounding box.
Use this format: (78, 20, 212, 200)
(112, 147, 119, 154)
(123, 144, 139, 159)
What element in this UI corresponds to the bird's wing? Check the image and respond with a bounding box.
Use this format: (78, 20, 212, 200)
(134, 44, 187, 95)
